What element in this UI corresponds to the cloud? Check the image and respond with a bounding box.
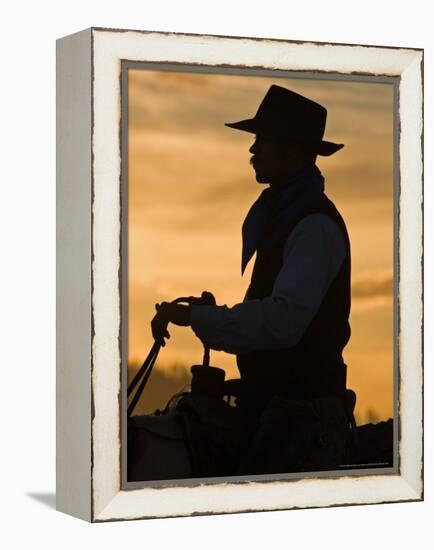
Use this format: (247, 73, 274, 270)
(128, 69, 394, 144)
(127, 68, 394, 225)
(352, 270, 393, 300)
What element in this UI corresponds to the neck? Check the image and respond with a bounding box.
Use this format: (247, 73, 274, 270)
(268, 163, 315, 191)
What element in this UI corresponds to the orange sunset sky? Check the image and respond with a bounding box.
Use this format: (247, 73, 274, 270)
(127, 68, 394, 424)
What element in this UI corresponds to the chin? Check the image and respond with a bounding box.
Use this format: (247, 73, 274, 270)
(253, 168, 269, 184)
(254, 173, 270, 184)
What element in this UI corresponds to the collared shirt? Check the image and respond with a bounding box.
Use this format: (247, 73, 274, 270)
(190, 213, 346, 355)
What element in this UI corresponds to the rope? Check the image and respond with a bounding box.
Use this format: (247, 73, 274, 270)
(127, 341, 160, 398)
(127, 344, 160, 417)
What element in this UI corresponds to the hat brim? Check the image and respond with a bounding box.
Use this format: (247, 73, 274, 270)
(225, 119, 344, 156)
(225, 118, 257, 133)
(317, 141, 344, 156)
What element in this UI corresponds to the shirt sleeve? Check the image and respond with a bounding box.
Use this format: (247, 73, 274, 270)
(190, 214, 346, 355)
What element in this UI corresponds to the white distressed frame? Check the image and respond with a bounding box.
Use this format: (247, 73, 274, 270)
(56, 27, 423, 522)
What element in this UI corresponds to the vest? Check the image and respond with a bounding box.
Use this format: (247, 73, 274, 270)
(236, 194, 351, 404)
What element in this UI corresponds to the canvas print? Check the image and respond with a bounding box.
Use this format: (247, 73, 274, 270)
(124, 67, 395, 483)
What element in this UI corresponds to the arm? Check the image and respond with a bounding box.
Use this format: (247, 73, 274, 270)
(190, 214, 346, 354)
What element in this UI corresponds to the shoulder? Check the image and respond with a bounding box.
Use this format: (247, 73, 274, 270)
(283, 213, 346, 258)
(291, 213, 344, 240)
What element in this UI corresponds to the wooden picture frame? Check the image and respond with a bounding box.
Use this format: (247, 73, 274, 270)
(56, 27, 423, 522)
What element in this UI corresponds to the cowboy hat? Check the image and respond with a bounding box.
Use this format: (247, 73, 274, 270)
(225, 85, 344, 156)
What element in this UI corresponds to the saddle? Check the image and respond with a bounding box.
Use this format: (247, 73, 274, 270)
(128, 375, 358, 481)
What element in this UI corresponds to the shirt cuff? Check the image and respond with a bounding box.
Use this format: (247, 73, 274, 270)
(190, 304, 227, 350)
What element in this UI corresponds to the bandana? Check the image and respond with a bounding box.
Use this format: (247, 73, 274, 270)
(241, 165, 325, 274)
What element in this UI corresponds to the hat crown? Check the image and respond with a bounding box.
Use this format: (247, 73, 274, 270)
(254, 85, 327, 143)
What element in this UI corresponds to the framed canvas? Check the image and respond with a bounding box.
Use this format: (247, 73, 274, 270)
(56, 27, 423, 522)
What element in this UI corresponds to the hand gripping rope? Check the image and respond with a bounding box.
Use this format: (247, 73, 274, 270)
(127, 291, 216, 417)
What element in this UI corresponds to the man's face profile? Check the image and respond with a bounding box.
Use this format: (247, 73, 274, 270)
(249, 134, 307, 185)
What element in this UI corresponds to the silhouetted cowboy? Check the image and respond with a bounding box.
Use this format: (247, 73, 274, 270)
(152, 85, 354, 475)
